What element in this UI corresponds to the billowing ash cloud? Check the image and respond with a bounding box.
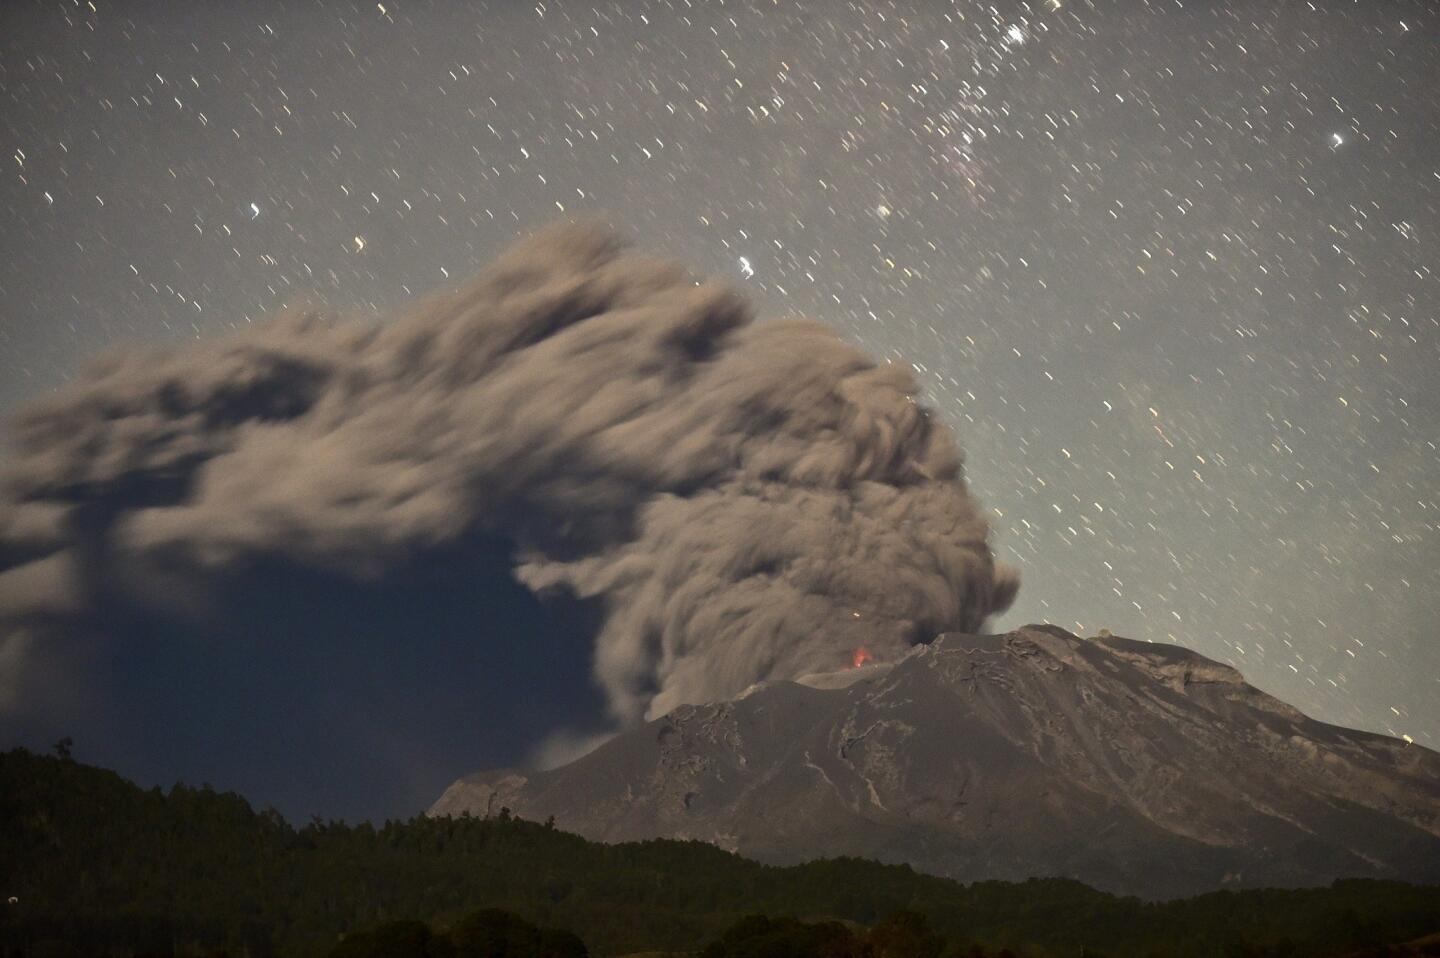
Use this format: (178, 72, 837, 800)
(0, 223, 1016, 741)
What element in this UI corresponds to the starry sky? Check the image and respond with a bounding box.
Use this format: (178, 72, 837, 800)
(2, 0, 1437, 803)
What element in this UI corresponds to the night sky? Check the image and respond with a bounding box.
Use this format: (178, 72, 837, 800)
(2, 0, 1437, 818)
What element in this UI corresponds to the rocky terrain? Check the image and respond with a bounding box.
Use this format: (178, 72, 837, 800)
(432, 625, 1440, 898)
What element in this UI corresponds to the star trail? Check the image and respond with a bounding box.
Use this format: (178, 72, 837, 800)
(2, 0, 1436, 757)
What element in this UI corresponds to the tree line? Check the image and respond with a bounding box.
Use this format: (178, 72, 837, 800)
(2, 748, 1437, 957)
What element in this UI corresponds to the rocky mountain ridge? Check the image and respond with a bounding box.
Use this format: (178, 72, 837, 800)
(432, 625, 1440, 898)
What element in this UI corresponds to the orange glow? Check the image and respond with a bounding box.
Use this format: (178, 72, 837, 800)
(851, 646, 873, 669)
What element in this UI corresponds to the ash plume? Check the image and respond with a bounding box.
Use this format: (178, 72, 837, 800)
(0, 223, 1016, 749)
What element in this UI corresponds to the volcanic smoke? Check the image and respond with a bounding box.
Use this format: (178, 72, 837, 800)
(0, 223, 1017, 738)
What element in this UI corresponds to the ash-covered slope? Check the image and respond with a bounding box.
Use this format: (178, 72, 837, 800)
(431, 626, 1440, 898)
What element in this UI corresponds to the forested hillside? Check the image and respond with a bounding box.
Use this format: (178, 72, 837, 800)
(3, 748, 1437, 957)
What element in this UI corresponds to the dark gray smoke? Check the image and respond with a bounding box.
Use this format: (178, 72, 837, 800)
(0, 223, 1017, 731)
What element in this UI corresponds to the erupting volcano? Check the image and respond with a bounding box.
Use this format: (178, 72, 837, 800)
(434, 625, 1440, 899)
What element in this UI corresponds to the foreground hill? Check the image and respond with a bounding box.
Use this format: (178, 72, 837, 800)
(3, 749, 1440, 957)
(434, 626, 1440, 898)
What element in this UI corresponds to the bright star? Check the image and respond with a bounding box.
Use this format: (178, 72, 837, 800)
(738, 256, 754, 278)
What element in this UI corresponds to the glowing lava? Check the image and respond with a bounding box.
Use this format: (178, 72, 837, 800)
(851, 646, 873, 669)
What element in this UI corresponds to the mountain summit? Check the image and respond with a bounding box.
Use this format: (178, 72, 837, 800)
(432, 626, 1440, 898)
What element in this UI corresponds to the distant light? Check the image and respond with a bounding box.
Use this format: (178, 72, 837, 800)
(875, 203, 892, 220)
(1005, 24, 1026, 45)
(738, 256, 754, 278)
(1330, 132, 1345, 149)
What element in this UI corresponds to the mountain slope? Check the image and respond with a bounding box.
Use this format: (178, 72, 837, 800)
(7, 748, 1440, 958)
(432, 625, 1440, 898)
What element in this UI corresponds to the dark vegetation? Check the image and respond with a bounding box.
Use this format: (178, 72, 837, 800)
(328, 909, 586, 958)
(3, 749, 1438, 958)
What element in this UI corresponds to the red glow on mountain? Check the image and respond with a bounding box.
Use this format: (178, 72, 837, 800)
(851, 646, 873, 669)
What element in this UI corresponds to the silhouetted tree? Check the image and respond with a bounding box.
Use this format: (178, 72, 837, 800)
(869, 910, 943, 958)
(701, 915, 866, 958)
(450, 908, 587, 958)
(331, 920, 448, 958)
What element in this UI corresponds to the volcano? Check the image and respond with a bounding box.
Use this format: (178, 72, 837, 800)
(431, 626, 1440, 898)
